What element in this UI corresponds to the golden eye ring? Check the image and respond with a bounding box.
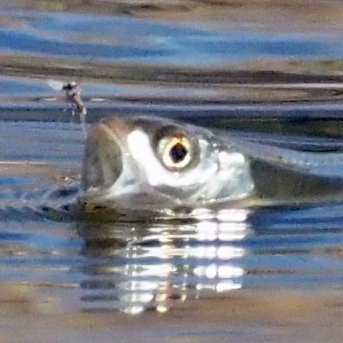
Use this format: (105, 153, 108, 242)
(157, 134, 192, 170)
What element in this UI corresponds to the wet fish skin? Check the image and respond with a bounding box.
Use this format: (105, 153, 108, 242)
(79, 116, 254, 215)
(79, 116, 343, 219)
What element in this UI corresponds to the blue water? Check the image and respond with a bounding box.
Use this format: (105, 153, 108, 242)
(1, 1, 343, 341)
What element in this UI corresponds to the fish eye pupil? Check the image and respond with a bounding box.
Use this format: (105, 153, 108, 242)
(170, 143, 188, 164)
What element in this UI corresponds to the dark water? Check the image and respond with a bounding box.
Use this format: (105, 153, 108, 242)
(2, 1, 343, 342)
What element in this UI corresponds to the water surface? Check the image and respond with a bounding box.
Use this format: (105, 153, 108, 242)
(1, 1, 343, 342)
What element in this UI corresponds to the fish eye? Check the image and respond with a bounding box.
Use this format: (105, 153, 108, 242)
(157, 134, 192, 170)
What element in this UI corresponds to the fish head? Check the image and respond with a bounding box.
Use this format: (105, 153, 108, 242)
(79, 116, 254, 215)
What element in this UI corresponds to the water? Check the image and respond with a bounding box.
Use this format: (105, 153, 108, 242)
(1, 1, 343, 342)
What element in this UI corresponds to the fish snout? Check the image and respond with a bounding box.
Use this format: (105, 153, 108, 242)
(81, 118, 129, 192)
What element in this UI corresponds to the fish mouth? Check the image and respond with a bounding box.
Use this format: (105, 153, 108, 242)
(81, 118, 129, 193)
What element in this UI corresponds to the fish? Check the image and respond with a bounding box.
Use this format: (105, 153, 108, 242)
(78, 115, 343, 219)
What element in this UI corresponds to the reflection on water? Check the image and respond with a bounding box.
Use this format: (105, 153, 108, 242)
(2, 2, 343, 109)
(0, 3, 343, 342)
(79, 209, 249, 314)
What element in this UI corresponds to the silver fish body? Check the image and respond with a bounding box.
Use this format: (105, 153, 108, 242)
(78, 116, 343, 218)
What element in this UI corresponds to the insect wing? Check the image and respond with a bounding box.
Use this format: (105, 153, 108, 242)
(47, 79, 64, 91)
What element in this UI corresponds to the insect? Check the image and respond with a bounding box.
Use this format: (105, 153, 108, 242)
(47, 80, 87, 120)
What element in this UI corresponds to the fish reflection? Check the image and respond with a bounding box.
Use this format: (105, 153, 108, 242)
(78, 209, 250, 314)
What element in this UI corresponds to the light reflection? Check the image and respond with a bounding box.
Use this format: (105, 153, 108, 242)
(216, 208, 249, 222)
(190, 208, 215, 220)
(78, 208, 250, 314)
